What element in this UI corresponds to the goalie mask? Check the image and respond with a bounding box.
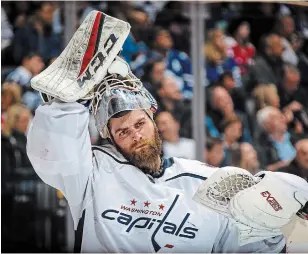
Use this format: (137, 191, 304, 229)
(89, 57, 158, 139)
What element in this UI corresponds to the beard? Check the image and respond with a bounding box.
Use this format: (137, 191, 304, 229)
(114, 126, 163, 175)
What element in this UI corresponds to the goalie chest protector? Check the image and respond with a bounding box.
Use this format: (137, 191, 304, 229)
(77, 144, 225, 252)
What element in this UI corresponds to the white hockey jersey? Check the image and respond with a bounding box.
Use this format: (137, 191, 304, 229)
(26, 101, 286, 253)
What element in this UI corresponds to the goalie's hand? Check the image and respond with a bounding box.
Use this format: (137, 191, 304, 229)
(31, 11, 130, 103)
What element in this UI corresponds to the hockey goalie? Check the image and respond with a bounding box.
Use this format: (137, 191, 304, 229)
(26, 11, 308, 253)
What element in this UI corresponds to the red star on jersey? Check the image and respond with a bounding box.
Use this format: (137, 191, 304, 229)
(159, 204, 165, 210)
(130, 199, 137, 206)
(144, 201, 150, 207)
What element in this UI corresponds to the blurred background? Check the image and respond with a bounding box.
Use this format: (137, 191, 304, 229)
(1, 1, 308, 252)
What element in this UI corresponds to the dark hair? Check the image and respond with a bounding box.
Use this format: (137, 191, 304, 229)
(217, 71, 234, 85)
(259, 33, 281, 54)
(142, 55, 165, 82)
(155, 110, 178, 122)
(111, 110, 131, 119)
(205, 137, 223, 151)
(37, 1, 54, 10)
(107, 110, 131, 132)
(221, 115, 242, 132)
(151, 27, 170, 48)
(23, 51, 41, 61)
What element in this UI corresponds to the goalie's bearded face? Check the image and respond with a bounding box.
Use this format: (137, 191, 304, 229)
(109, 110, 162, 174)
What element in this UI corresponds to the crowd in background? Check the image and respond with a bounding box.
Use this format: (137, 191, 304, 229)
(1, 1, 308, 250)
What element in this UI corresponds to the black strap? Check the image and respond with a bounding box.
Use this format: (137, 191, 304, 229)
(74, 209, 86, 253)
(165, 173, 207, 182)
(92, 146, 132, 165)
(279, 244, 287, 253)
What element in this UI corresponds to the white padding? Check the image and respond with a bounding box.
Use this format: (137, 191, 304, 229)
(107, 56, 130, 77)
(229, 172, 304, 229)
(31, 11, 130, 102)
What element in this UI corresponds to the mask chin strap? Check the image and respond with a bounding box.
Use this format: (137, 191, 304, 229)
(40, 92, 54, 103)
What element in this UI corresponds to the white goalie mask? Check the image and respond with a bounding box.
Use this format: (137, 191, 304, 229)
(89, 56, 158, 139)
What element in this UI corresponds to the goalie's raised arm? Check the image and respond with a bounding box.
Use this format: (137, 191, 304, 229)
(26, 101, 93, 211)
(26, 10, 133, 231)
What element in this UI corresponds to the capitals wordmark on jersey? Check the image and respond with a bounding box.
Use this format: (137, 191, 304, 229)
(101, 194, 199, 252)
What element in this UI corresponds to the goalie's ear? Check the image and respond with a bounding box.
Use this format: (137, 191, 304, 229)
(31, 11, 131, 103)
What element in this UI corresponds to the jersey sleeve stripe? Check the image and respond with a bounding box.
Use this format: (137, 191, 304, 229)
(165, 173, 207, 182)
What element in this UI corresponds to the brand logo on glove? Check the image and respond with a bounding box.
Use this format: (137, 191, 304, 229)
(77, 34, 118, 88)
(261, 191, 283, 211)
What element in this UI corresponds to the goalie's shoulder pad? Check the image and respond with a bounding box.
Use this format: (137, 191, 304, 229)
(230, 171, 308, 229)
(173, 157, 219, 178)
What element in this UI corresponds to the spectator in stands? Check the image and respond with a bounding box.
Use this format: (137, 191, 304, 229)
(240, 3, 280, 48)
(142, 56, 166, 96)
(278, 139, 308, 182)
(253, 84, 280, 111)
(156, 76, 192, 138)
(229, 143, 260, 175)
(204, 137, 224, 167)
(154, 2, 190, 54)
(207, 86, 234, 134)
(256, 106, 296, 171)
(231, 21, 256, 76)
(204, 28, 242, 87)
(156, 111, 195, 159)
(1, 83, 22, 127)
(6, 52, 44, 111)
(207, 86, 251, 142)
(157, 75, 183, 112)
(151, 28, 193, 99)
(216, 71, 247, 114)
(274, 15, 298, 66)
(252, 82, 306, 135)
(279, 64, 308, 134)
(12, 2, 62, 64)
(121, 7, 150, 70)
(2, 104, 32, 168)
(223, 115, 243, 146)
(122, 33, 148, 71)
(6, 52, 44, 87)
(13, 1, 31, 29)
(133, 1, 165, 23)
(249, 34, 284, 92)
(298, 39, 308, 92)
(221, 115, 243, 165)
(278, 64, 308, 110)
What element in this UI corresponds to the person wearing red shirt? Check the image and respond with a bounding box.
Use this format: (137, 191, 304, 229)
(231, 22, 255, 76)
